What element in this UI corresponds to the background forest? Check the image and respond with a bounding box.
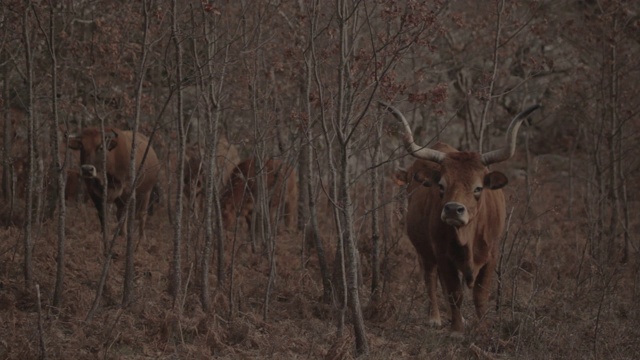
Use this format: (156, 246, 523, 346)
(1, 0, 640, 359)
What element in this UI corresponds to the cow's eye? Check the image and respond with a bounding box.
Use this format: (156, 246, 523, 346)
(474, 187, 483, 197)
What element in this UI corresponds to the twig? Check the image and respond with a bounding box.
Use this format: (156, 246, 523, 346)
(35, 284, 47, 360)
(103, 331, 121, 360)
(470, 343, 496, 360)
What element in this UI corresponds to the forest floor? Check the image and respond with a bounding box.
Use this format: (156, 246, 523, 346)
(1, 154, 640, 359)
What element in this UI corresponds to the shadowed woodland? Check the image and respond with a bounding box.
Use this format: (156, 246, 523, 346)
(1, 1, 640, 359)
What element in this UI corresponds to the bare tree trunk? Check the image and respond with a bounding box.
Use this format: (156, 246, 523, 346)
(36, 1, 67, 307)
(335, 0, 368, 354)
(370, 121, 382, 301)
(620, 180, 629, 263)
(36, 284, 47, 360)
(2, 65, 10, 201)
(567, 121, 579, 220)
(193, 2, 229, 310)
(297, 133, 309, 235)
(594, 130, 605, 261)
(304, 30, 331, 301)
(122, 0, 151, 306)
(170, 0, 185, 304)
(85, 97, 116, 322)
(262, 161, 276, 322)
(22, 0, 35, 289)
(477, 0, 504, 153)
(338, 149, 368, 355)
(606, 15, 619, 261)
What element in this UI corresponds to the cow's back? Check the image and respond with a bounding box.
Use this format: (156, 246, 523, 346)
(216, 136, 240, 186)
(108, 130, 160, 193)
(183, 136, 240, 197)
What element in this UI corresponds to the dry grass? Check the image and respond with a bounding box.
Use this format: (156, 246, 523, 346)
(1, 158, 640, 359)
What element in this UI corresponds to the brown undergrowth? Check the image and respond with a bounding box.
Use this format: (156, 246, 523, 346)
(1, 158, 639, 359)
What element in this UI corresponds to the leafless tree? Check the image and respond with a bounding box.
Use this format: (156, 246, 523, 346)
(302, 4, 331, 301)
(21, 0, 35, 289)
(169, 0, 186, 305)
(122, 0, 153, 306)
(31, 0, 67, 307)
(192, 0, 235, 309)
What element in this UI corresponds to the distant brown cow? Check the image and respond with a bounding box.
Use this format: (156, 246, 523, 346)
(11, 157, 82, 202)
(183, 136, 240, 208)
(382, 102, 540, 335)
(64, 169, 84, 201)
(220, 157, 298, 232)
(68, 128, 160, 242)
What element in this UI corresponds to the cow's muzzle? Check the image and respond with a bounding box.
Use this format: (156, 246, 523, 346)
(441, 202, 469, 227)
(80, 164, 98, 178)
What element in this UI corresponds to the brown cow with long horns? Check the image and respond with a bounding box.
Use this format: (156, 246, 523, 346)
(381, 102, 540, 335)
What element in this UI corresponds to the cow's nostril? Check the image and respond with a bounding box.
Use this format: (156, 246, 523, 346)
(81, 165, 97, 177)
(444, 203, 466, 216)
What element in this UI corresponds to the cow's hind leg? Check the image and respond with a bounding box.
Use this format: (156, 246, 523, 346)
(135, 190, 152, 250)
(284, 194, 297, 231)
(284, 176, 297, 231)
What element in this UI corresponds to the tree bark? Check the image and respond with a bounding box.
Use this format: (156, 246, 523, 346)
(170, 0, 186, 305)
(36, 1, 67, 308)
(22, 0, 35, 289)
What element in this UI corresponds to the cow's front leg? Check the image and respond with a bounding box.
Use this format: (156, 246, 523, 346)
(439, 259, 465, 336)
(421, 258, 441, 327)
(473, 260, 497, 327)
(115, 197, 128, 239)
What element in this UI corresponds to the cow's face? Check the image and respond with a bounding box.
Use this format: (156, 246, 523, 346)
(415, 152, 508, 228)
(67, 129, 119, 179)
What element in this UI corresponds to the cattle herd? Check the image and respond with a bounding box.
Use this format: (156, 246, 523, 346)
(63, 127, 298, 245)
(5, 102, 541, 336)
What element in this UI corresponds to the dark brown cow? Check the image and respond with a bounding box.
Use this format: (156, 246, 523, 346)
(68, 127, 160, 241)
(64, 169, 84, 201)
(220, 157, 298, 232)
(381, 102, 540, 335)
(12, 157, 83, 202)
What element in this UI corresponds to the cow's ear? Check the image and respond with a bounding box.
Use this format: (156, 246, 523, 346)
(392, 169, 408, 186)
(484, 171, 508, 190)
(413, 169, 440, 187)
(68, 136, 82, 150)
(105, 129, 119, 151)
(106, 138, 118, 151)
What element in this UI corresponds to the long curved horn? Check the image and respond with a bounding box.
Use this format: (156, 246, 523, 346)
(480, 104, 541, 166)
(379, 101, 446, 164)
